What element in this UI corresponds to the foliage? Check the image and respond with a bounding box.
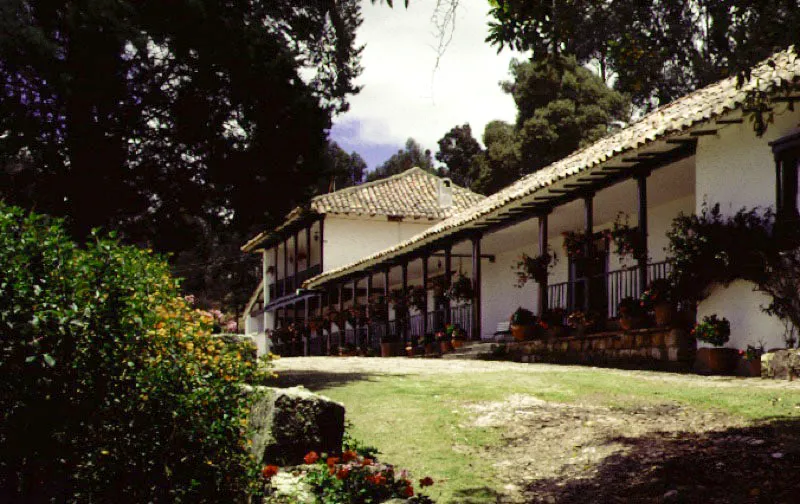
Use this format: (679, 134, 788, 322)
(446, 324, 466, 340)
(435, 123, 484, 190)
(605, 212, 644, 260)
(325, 141, 368, 191)
(640, 279, 674, 309)
(618, 297, 644, 319)
(471, 120, 522, 195)
(562, 230, 592, 260)
(513, 250, 557, 287)
(409, 286, 427, 312)
(444, 273, 474, 303)
(0, 204, 271, 502)
(692, 314, 731, 347)
(263, 449, 434, 504)
(741, 344, 765, 363)
(0, 0, 364, 313)
(367, 294, 388, 323)
(421, 333, 436, 346)
(759, 248, 800, 341)
(566, 311, 599, 330)
(486, 0, 800, 109)
(539, 308, 566, 328)
(367, 138, 438, 182)
(510, 307, 537, 326)
(666, 203, 775, 304)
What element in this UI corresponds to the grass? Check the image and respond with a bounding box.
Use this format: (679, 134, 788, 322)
(283, 364, 800, 503)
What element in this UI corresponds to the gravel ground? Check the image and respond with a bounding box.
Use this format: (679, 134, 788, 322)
(275, 357, 800, 503)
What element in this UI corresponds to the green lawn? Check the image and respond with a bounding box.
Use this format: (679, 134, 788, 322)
(275, 360, 800, 503)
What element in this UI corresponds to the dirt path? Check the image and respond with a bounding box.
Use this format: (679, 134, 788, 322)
(275, 358, 800, 503)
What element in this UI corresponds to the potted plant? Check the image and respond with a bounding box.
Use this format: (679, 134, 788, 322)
(509, 307, 537, 341)
(436, 330, 453, 353)
(562, 230, 591, 261)
(641, 279, 675, 326)
(447, 324, 467, 348)
(567, 310, 599, 337)
(693, 314, 737, 374)
(445, 273, 473, 303)
(380, 332, 402, 357)
(422, 333, 437, 355)
(513, 250, 557, 287)
(539, 308, 566, 338)
(618, 297, 645, 330)
(740, 344, 764, 377)
(606, 212, 645, 262)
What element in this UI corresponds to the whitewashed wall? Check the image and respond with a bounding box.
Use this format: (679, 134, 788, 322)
(323, 215, 435, 272)
(695, 106, 800, 350)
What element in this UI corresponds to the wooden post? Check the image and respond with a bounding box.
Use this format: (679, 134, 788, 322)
(272, 246, 278, 301)
(637, 172, 650, 293)
(352, 277, 359, 349)
(383, 268, 390, 342)
(319, 217, 325, 272)
(293, 232, 298, 292)
(538, 213, 549, 315)
(305, 223, 312, 273)
(303, 297, 309, 356)
(444, 245, 452, 326)
(366, 273, 373, 348)
(471, 234, 482, 340)
(421, 255, 429, 336)
(401, 261, 408, 345)
(282, 239, 288, 297)
(583, 194, 594, 313)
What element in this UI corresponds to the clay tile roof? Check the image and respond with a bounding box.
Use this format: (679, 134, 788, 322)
(308, 167, 484, 219)
(304, 47, 800, 288)
(241, 168, 484, 252)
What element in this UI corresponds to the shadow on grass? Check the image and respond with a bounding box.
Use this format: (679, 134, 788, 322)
(523, 418, 800, 503)
(450, 486, 504, 504)
(273, 369, 402, 392)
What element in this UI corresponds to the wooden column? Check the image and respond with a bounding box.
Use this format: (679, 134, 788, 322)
(636, 172, 650, 294)
(444, 245, 452, 326)
(471, 234, 482, 341)
(538, 213, 549, 315)
(303, 297, 309, 356)
(305, 224, 312, 272)
(401, 261, 408, 345)
(421, 255, 429, 336)
(319, 218, 325, 271)
(324, 289, 331, 354)
(352, 277, 359, 348)
(282, 239, 288, 297)
(383, 268, 390, 340)
(292, 232, 298, 292)
(583, 194, 594, 313)
(273, 246, 279, 301)
(366, 273, 373, 347)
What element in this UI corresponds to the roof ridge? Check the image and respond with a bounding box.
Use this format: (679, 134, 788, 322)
(311, 166, 428, 204)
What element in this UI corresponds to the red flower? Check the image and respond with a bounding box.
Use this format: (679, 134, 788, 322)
(419, 476, 434, 487)
(336, 467, 350, 480)
(304, 451, 319, 465)
(367, 473, 387, 485)
(326, 456, 340, 467)
(342, 450, 358, 463)
(403, 485, 414, 497)
(361, 457, 374, 467)
(261, 465, 279, 479)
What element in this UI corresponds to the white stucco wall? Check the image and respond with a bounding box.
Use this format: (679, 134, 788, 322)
(694, 106, 800, 350)
(481, 245, 539, 338)
(323, 215, 436, 272)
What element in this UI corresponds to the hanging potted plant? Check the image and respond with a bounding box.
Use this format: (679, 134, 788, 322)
(562, 230, 591, 261)
(444, 273, 473, 303)
(693, 314, 737, 374)
(640, 279, 676, 326)
(606, 212, 645, 262)
(513, 250, 557, 287)
(509, 307, 538, 341)
(618, 297, 645, 331)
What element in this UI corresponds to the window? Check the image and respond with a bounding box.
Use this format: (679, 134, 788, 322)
(771, 131, 800, 243)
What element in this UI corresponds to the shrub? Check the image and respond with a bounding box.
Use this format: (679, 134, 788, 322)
(692, 314, 731, 347)
(618, 297, 644, 318)
(0, 204, 271, 502)
(510, 307, 536, 326)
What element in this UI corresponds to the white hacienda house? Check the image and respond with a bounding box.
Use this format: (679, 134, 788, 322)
(241, 168, 485, 353)
(244, 48, 800, 364)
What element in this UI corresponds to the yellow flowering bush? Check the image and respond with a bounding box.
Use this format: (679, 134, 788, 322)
(0, 203, 271, 502)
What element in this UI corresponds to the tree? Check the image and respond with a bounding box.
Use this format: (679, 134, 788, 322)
(0, 0, 364, 311)
(506, 55, 629, 173)
(367, 138, 436, 181)
(487, 0, 800, 109)
(471, 121, 521, 195)
(324, 141, 368, 192)
(435, 124, 483, 189)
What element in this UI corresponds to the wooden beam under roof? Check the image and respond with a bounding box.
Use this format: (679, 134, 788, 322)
(716, 118, 743, 124)
(690, 129, 718, 136)
(666, 137, 697, 144)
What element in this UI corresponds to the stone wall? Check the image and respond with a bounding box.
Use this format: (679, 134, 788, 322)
(497, 328, 695, 371)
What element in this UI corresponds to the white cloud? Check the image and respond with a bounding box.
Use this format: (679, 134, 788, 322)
(333, 0, 523, 159)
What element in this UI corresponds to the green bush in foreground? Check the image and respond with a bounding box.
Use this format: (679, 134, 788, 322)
(0, 203, 270, 502)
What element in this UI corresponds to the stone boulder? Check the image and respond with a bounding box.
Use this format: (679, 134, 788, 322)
(246, 386, 345, 465)
(761, 349, 800, 379)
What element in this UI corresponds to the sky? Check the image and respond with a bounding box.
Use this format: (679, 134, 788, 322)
(330, 0, 523, 170)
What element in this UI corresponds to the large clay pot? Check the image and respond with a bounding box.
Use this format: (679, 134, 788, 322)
(424, 343, 436, 355)
(619, 316, 643, 331)
(440, 340, 454, 353)
(747, 359, 762, 377)
(511, 324, 536, 341)
(380, 342, 402, 357)
(696, 347, 739, 375)
(654, 302, 676, 327)
(451, 339, 465, 349)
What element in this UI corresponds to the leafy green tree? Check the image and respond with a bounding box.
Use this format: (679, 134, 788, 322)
(367, 138, 436, 181)
(472, 120, 521, 195)
(0, 0, 364, 312)
(506, 55, 630, 173)
(435, 123, 484, 189)
(487, 0, 800, 109)
(324, 141, 368, 191)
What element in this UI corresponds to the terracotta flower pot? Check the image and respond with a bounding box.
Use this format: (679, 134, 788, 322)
(696, 347, 739, 375)
(747, 359, 762, 377)
(380, 342, 401, 357)
(451, 339, 465, 349)
(440, 341, 454, 353)
(654, 302, 676, 327)
(511, 324, 536, 341)
(424, 343, 436, 355)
